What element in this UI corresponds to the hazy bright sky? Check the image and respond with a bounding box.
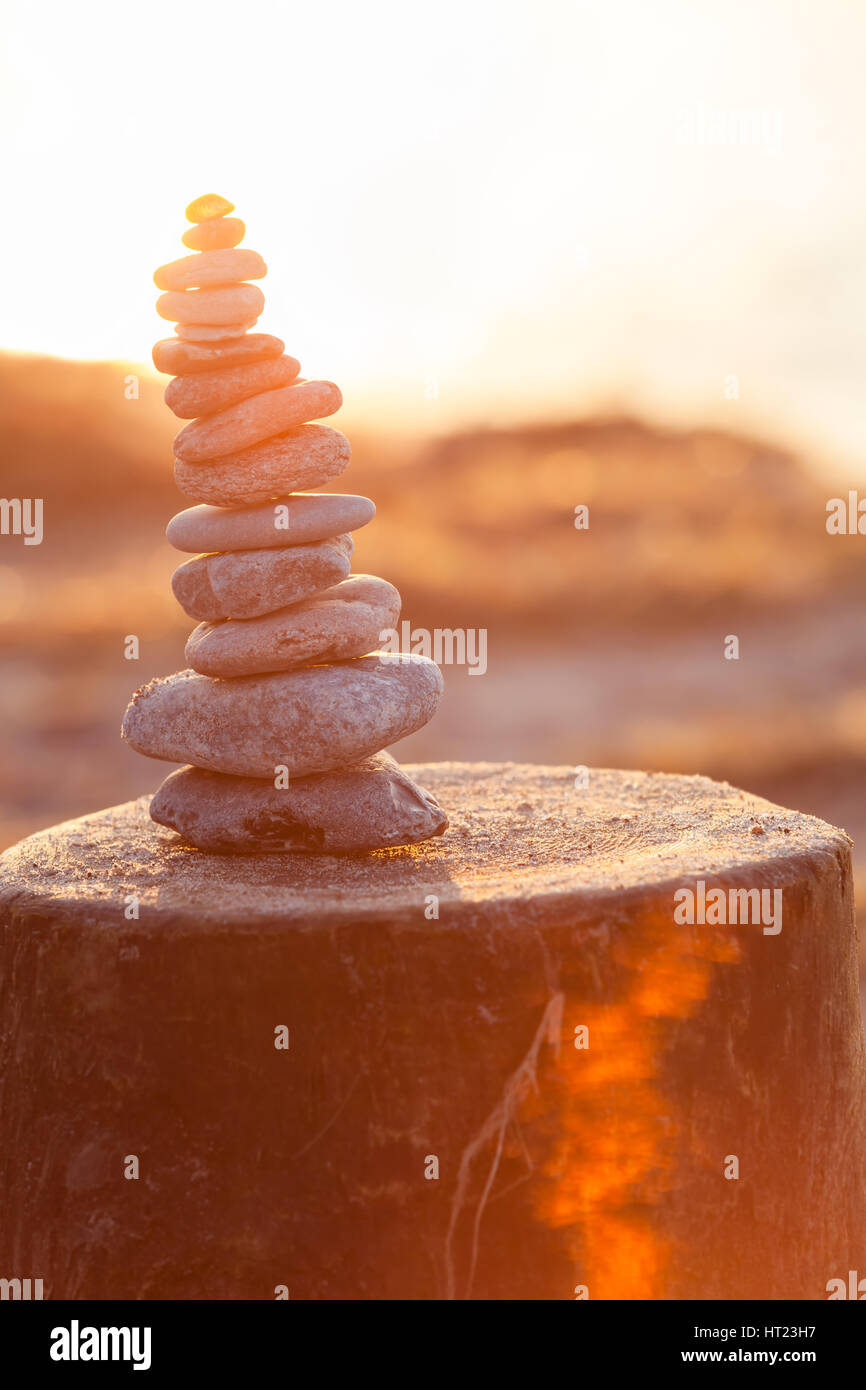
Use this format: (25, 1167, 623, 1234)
(3, 0, 866, 466)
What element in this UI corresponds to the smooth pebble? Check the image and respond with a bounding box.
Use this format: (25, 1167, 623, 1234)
(149, 751, 448, 853)
(176, 320, 258, 341)
(173, 379, 342, 462)
(182, 217, 245, 251)
(157, 283, 264, 325)
(154, 248, 266, 292)
(165, 355, 300, 418)
(185, 574, 401, 676)
(173, 425, 351, 505)
(172, 535, 354, 622)
(152, 334, 284, 375)
(166, 494, 375, 552)
(186, 193, 235, 221)
(121, 653, 445, 778)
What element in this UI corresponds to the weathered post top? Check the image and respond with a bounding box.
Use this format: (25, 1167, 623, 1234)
(0, 763, 850, 930)
(0, 764, 862, 1300)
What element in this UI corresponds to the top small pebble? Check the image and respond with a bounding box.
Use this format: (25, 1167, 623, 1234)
(186, 193, 235, 223)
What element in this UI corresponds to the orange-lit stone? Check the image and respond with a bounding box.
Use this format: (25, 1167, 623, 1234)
(152, 333, 284, 375)
(185, 192, 235, 222)
(173, 379, 342, 462)
(175, 320, 258, 341)
(157, 283, 264, 325)
(172, 533, 353, 621)
(164, 355, 301, 418)
(185, 573, 401, 675)
(173, 424, 350, 505)
(154, 248, 266, 292)
(182, 217, 245, 251)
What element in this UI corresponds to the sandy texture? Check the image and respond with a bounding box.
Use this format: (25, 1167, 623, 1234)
(0, 763, 850, 931)
(1, 764, 861, 1300)
(186, 573, 401, 675)
(167, 494, 375, 553)
(172, 534, 353, 621)
(174, 424, 351, 505)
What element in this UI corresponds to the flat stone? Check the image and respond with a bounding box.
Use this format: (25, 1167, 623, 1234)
(166, 494, 375, 552)
(149, 751, 448, 852)
(173, 425, 351, 505)
(165, 355, 301, 418)
(186, 193, 235, 221)
(154, 248, 267, 292)
(176, 321, 258, 341)
(182, 217, 245, 251)
(186, 574, 401, 676)
(172, 535, 354, 621)
(152, 334, 284, 376)
(173, 380, 342, 462)
(121, 652, 444, 778)
(157, 284, 264, 325)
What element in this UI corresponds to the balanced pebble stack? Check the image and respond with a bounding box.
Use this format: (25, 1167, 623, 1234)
(122, 194, 447, 853)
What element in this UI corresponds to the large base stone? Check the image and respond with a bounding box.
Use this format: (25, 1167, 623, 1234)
(0, 764, 863, 1300)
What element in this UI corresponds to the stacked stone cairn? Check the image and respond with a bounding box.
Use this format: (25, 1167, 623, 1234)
(122, 194, 447, 853)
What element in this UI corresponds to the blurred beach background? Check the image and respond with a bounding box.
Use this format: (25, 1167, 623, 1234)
(1, 0, 866, 957)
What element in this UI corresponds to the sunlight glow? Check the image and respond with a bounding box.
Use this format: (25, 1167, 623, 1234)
(3, 0, 866, 464)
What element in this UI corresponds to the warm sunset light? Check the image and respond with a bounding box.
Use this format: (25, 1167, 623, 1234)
(2, 0, 866, 461)
(3, 0, 866, 1339)
(537, 907, 741, 1299)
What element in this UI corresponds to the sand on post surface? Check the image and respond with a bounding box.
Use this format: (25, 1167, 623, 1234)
(0, 763, 862, 1299)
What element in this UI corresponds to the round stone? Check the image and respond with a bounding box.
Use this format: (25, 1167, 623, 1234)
(121, 652, 445, 778)
(165, 355, 301, 419)
(182, 217, 245, 251)
(157, 284, 264, 325)
(173, 425, 351, 506)
(185, 574, 401, 677)
(152, 334, 284, 376)
(173, 380, 342, 463)
(186, 193, 235, 222)
(166, 494, 376, 552)
(171, 535, 354, 621)
(149, 751, 448, 853)
(176, 321, 258, 341)
(154, 249, 267, 292)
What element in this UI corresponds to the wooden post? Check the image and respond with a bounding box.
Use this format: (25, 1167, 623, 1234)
(0, 764, 863, 1300)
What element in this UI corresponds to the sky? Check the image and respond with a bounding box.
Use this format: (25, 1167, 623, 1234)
(3, 0, 866, 469)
